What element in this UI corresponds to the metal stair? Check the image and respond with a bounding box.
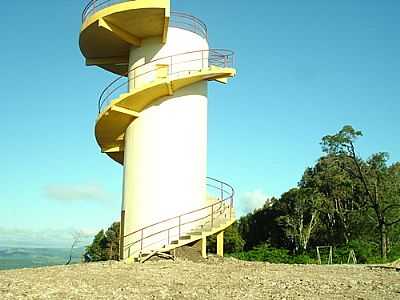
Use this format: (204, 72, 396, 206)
(124, 177, 236, 263)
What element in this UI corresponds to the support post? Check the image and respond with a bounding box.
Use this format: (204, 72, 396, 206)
(217, 231, 224, 257)
(201, 236, 207, 259)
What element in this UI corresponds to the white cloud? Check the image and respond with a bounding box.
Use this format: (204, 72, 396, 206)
(78, 228, 99, 238)
(44, 183, 109, 202)
(238, 189, 271, 216)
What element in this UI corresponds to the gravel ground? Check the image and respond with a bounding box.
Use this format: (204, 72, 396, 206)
(0, 257, 399, 300)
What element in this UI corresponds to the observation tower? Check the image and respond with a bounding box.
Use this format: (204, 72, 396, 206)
(79, 0, 236, 261)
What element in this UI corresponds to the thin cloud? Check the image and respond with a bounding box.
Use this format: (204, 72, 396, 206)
(238, 189, 271, 216)
(44, 183, 109, 202)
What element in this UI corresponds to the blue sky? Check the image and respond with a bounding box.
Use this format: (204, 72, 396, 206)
(1, 0, 399, 247)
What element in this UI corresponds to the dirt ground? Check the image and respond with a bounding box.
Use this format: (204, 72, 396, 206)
(0, 257, 399, 300)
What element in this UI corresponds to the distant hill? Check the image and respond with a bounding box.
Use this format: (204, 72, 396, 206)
(0, 247, 86, 270)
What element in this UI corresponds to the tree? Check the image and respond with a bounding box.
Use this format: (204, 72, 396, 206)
(85, 222, 120, 261)
(322, 125, 400, 259)
(66, 230, 85, 265)
(105, 222, 120, 261)
(238, 198, 288, 250)
(278, 188, 322, 252)
(300, 155, 364, 245)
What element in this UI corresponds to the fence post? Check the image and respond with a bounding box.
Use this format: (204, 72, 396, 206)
(167, 229, 170, 245)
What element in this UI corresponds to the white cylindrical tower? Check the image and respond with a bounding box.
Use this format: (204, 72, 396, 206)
(79, 0, 236, 261)
(122, 27, 209, 257)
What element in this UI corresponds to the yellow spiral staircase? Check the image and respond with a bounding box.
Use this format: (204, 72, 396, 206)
(79, 0, 237, 262)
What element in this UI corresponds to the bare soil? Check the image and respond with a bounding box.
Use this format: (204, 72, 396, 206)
(1, 257, 399, 299)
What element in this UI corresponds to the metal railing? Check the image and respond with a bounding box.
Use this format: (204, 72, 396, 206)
(82, 0, 127, 22)
(123, 177, 234, 258)
(169, 12, 208, 40)
(81, 0, 208, 40)
(97, 49, 235, 112)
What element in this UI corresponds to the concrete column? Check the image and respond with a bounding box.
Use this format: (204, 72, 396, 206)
(120, 27, 210, 259)
(121, 121, 136, 260)
(201, 236, 207, 259)
(217, 231, 224, 257)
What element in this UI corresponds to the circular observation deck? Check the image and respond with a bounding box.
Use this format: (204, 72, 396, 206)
(79, 0, 208, 75)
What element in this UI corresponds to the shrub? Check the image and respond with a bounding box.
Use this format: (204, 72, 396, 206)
(208, 223, 245, 254)
(332, 240, 399, 264)
(230, 244, 316, 264)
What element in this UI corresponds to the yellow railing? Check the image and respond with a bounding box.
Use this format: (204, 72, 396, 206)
(123, 177, 234, 258)
(98, 49, 235, 112)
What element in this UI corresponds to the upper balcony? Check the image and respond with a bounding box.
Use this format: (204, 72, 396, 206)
(79, 0, 208, 75)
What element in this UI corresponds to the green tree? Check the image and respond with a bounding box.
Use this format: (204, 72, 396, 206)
(322, 125, 400, 259)
(278, 188, 322, 252)
(85, 222, 120, 261)
(238, 198, 287, 250)
(300, 155, 364, 245)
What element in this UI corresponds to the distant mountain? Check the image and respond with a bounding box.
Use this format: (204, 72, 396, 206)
(0, 247, 86, 270)
(0, 248, 28, 255)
